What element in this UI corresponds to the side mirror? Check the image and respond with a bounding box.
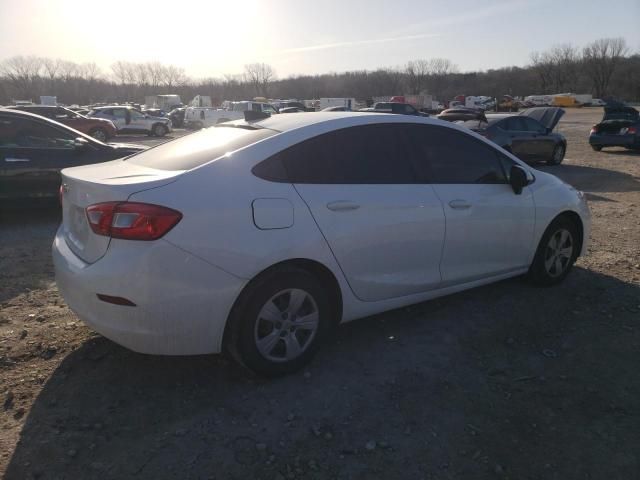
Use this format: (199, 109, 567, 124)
(510, 165, 528, 195)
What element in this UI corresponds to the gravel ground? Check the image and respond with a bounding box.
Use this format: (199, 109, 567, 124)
(1, 110, 639, 480)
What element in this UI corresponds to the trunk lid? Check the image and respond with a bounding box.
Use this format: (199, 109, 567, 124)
(60, 159, 183, 263)
(519, 107, 565, 131)
(602, 105, 639, 122)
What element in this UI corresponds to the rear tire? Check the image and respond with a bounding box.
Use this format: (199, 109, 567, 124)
(591, 145, 603, 151)
(547, 143, 565, 165)
(229, 268, 333, 377)
(528, 216, 579, 286)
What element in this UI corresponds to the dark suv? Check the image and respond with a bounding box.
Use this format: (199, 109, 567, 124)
(9, 105, 117, 141)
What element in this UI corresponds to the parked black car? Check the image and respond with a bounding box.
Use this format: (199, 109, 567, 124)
(0, 109, 146, 201)
(462, 107, 566, 165)
(361, 102, 428, 116)
(279, 107, 306, 113)
(589, 105, 639, 151)
(278, 101, 311, 112)
(437, 107, 486, 122)
(168, 107, 186, 128)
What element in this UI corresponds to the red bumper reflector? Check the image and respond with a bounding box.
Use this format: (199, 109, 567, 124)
(96, 294, 136, 307)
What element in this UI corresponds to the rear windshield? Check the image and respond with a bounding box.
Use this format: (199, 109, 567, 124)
(127, 126, 277, 171)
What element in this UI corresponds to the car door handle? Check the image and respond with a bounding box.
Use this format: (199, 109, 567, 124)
(448, 199, 471, 210)
(5, 158, 31, 162)
(327, 201, 360, 212)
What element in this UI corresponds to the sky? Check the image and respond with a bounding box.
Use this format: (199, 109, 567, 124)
(0, 0, 638, 79)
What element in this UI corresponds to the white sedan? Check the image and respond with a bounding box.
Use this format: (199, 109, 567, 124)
(53, 112, 590, 376)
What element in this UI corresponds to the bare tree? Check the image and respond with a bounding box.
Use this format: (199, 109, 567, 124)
(0, 55, 43, 98)
(162, 65, 188, 89)
(58, 60, 79, 81)
(405, 60, 431, 94)
(244, 63, 276, 97)
(582, 37, 629, 98)
(80, 62, 101, 82)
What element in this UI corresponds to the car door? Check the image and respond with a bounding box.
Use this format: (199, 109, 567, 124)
(408, 124, 535, 285)
(109, 108, 128, 131)
(127, 109, 149, 133)
(502, 117, 539, 160)
(0, 114, 80, 199)
(521, 117, 554, 158)
(275, 123, 446, 302)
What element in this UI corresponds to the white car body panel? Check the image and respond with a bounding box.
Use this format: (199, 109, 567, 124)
(432, 183, 536, 284)
(53, 112, 591, 355)
(293, 183, 445, 301)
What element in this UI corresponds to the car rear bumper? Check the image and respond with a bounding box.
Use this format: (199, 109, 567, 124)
(52, 227, 244, 355)
(589, 133, 639, 147)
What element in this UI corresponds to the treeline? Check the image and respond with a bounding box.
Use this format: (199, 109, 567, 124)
(1, 37, 638, 106)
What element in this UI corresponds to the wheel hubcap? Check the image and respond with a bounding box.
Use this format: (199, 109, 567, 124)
(254, 288, 319, 362)
(544, 229, 573, 277)
(554, 146, 564, 162)
(93, 131, 106, 141)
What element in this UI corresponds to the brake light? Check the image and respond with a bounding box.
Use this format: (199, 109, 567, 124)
(86, 202, 182, 240)
(628, 127, 637, 135)
(590, 126, 598, 134)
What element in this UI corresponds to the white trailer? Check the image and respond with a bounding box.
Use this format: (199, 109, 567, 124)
(40, 96, 57, 105)
(319, 98, 356, 110)
(145, 94, 182, 111)
(190, 95, 212, 107)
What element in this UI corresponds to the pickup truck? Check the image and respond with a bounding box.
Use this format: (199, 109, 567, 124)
(184, 101, 278, 129)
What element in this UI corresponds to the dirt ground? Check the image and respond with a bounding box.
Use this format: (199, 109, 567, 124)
(1, 110, 639, 480)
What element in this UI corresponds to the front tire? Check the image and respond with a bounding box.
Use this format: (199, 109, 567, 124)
(230, 268, 332, 376)
(528, 216, 579, 286)
(89, 128, 108, 142)
(152, 123, 167, 137)
(591, 145, 603, 151)
(547, 143, 565, 165)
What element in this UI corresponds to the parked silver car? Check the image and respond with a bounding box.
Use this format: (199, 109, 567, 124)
(88, 106, 172, 136)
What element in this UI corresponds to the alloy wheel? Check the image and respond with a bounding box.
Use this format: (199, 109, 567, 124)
(254, 288, 319, 362)
(544, 229, 573, 277)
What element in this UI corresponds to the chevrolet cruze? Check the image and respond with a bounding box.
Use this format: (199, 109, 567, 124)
(53, 112, 590, 376)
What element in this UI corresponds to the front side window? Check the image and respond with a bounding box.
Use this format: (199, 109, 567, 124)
(407, 125, 507, 184)
(112, 109, 127, 119)
(254, 124, 418, 184)
(0, 116, 75, 149)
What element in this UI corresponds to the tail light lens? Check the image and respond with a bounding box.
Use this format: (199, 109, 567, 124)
(590, 126, 598, 134)
(86, 202, 182, 240)
(628, 127, 637, 135)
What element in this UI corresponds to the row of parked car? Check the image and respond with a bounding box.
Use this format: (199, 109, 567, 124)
(7, 104, 173, 141)
(2, 99, 638, 204)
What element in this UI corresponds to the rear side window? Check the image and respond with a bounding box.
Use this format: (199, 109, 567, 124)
(128, 126, 276, 171)
(504, 117, 528, 131)
(407, 125, 506, 184)
(254, 124, 418, 184)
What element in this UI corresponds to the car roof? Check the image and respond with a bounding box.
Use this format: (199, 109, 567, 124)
(92, 105, 132, 110)
(227, 111, 451, 133)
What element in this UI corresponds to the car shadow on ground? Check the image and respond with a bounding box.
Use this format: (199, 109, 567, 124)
(5, 267, 640, 479)
(537, 163, 640, 193)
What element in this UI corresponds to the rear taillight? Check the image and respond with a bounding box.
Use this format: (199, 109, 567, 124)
(628, 127, 637, 135)
(86, 202, 182, 241)
(590, 126, 598, 134)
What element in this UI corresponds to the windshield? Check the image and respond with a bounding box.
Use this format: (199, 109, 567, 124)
(127, 126, 276, 170)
